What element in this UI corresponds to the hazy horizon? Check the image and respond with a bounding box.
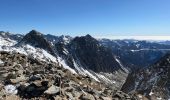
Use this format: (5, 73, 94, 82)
(1, 30, 170, 41)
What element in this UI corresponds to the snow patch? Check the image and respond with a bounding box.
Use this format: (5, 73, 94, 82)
(4, 85, 18, 95)
(57, 57, 77, 74)
(0, 59, 4, 64)
(83, 69, 99, 82)
(115, 57, 129, 73)
(73, 59, 99, 81)
(0, 36, 17, 46)
(63, 48, 69, 55)
(42, 50, 57, 63)
(149, 91, 154, 96)
(157, 97, 162, 100)
(95, 73, 115, 84)
(130, 49, 170, 52)
(0, 44, 58, 63)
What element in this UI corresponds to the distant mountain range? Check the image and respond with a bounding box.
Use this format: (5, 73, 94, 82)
(99, 39, 170, 70)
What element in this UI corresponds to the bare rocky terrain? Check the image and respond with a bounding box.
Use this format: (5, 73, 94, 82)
(0, 51, 138, 100)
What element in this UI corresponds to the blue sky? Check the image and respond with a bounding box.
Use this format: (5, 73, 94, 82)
(0, 0, 170, 37)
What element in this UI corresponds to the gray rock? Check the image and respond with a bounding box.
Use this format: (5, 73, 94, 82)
(65, 92, 74, 100)
(10, 75, 27, 84)
(79, 93, 95, 100)
(29, 74, 41, 81)
(44, 85, 60, 95)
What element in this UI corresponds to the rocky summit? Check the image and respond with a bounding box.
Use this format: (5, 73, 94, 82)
(0, 51, 136, 100)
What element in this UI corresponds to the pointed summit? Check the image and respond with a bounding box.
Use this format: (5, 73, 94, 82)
(85, 34, 92, 38)
(73, 34, 98, 45)
(17, 30, 54, 55)
(28, 30, 42, 36)
(70, 35, 121, 72)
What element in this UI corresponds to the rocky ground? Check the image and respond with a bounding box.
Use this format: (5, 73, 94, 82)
(0, 51, 139, 100)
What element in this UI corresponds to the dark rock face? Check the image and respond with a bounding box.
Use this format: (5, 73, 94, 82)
(54, 34, 124, 73)
(17, 30, 55, 55)
(53, 34, 128, 89)
(122, 53, 170, 99)
(68, 35, 121, 72)
(18, 83, 48, 98)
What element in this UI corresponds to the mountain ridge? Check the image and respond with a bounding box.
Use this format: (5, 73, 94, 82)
(1, 30, 170, 99)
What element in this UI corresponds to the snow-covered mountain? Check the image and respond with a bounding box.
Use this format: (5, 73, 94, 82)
(0, 30, 128, 90)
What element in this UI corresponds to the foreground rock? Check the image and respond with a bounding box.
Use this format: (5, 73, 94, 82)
(0, 51, 138, 99)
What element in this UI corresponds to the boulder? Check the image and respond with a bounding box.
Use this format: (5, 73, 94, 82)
(29, 74, 41, 81)
(44, 85, 60, 95)
(5, 95, 20, 100)
(65, 92, 74, 100)
(99, 96, 112, 100)
(10, 75, 27, 84)
(79, 93, 95, 100)
(17, 83, 47, 98)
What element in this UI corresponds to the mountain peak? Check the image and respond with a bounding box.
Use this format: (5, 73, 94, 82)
(17, 30, 55, 55)
(73, 34, 97, 44)
(85, 34, 92, 38)
(71, 35, 123, 73)
(28, 30, 42, 36)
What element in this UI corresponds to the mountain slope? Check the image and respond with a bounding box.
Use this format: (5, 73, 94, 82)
(69, 35, 122, 72)
(54, 34, 129, 89)
(122, 53, 170, 100)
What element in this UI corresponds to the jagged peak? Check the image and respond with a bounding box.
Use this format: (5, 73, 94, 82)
(27, 30, 42, 36)
(17, 30, 55, 55)
(85, 34, 92, 38)
(74, 34, 96, 42)
(18, 30, 45, 44)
